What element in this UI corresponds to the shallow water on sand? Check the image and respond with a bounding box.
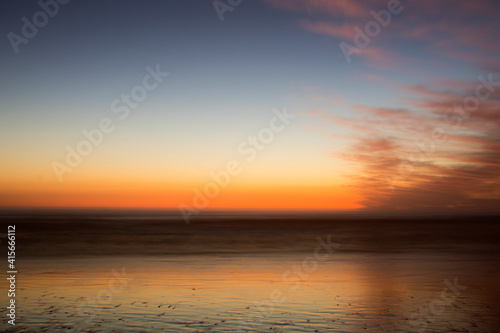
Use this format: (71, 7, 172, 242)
(2, 252, 499, 332)
(1, 213, 500, 332)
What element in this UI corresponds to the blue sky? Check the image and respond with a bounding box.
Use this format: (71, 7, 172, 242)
(1, 0, 499, 212)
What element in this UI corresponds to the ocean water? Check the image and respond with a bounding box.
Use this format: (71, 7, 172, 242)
(0, 211, 499, 332)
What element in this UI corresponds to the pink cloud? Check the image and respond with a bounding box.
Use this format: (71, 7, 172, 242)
(299, 20, 355, 39)
(264, 0, 500, 212)
(306, 81, 500, 212)
(260, 0, 372, 18)
(357, 47, 413, 70)
(264, 0, 500, 71)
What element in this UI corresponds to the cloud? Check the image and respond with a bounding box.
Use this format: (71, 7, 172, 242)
(306, 78, 500, 212)
(263, 0, 500, 71)
(264, 0, 500, 212)
(261, 0, 373, 18)
(299, 20, 355, 39)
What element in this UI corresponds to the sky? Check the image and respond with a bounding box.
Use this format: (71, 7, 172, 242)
(1, 0, 499, 213)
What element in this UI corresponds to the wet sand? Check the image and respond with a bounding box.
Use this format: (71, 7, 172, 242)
(0, 210, 499, 332)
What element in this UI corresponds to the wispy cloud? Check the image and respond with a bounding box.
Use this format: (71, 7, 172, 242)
(263, 0, 500, 71)
(262, 0, 373, 18)
(299, 20, 355, 39)
(307, 76, 500, 212)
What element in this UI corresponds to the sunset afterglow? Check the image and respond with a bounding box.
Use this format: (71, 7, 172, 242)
(1, 0, 499, 213)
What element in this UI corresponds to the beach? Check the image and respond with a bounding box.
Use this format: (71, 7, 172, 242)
(1, 211, 499, 332)
(3, 0, 500, 332)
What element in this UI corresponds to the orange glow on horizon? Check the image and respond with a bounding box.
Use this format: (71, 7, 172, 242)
(0, 183, 363, 211)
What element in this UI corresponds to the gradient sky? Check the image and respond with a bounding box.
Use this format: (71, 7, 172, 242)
(1, 0, 499, 212)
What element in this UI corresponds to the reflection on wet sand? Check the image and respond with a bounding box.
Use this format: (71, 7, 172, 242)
(1, 212, 499, 332)
(2, 252, 498, 332)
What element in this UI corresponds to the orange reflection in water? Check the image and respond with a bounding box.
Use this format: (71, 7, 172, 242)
(9, 253, 500, 332)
